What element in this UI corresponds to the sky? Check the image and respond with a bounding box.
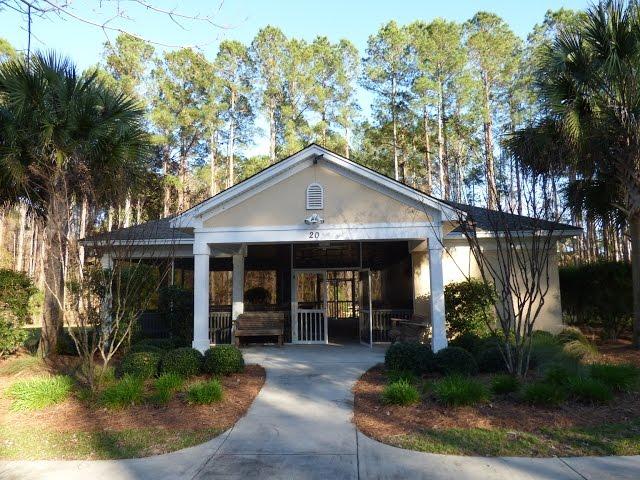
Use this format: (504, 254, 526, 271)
(2, 0, 593, 156)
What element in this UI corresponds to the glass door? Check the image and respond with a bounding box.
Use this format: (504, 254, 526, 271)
(358, 269, 373, 347)
(292, 270, 327, 344)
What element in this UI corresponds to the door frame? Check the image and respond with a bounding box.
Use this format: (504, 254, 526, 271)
(291, 269, 328, 344)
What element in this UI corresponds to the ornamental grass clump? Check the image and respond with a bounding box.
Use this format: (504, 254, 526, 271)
(589, 363, 640, 392)
(522, 381, 566, 407)
(101, 375, 144, 409)
(7, 375, 73, 411)
(382, 379, 420, 405)
(566, 376, 613, 404)
(490, 374, 521, 395)
(433, 375, 489, 407)
(187, 379, 223, 404)
(152, 373, 185, 404)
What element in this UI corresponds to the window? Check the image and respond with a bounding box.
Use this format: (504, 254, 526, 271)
(306, 183, 324, 210)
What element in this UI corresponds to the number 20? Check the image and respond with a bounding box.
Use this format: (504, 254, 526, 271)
(308, 231, 319, 239)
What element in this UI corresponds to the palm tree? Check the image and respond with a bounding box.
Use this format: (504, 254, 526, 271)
(0, 53, 150, 356)
(510, 0, 640, 347)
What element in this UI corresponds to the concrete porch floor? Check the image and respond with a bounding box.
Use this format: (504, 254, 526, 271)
(1, 344, 639, 479)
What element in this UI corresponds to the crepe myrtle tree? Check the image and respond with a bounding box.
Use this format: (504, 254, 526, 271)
(66, 222, 177, 392)
(452, 173, 566, 377)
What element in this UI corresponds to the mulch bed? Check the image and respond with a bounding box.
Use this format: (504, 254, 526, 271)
(0, 359, 265, 433)
(353, 345, 640, 445)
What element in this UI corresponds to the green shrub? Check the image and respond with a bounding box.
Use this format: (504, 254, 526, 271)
(187, 379, 223, 404)
(152, 373, 184, 404)
(434, 346, 478, 376)
(491, 374, 521, 395)
(384, 342, 434, 374)
(0, 320, 29, 357)
(101, 375, 144, 409)
(477, 345, 508, 373)
(160, 347, 203, 377)
(0, 270, 38, 357)
(382, 379, 420, 405)
(522, 381, 566, 407)
(387, 369, 417, 384)
(158, 285, 193, 346)
(566, 376, 613, 404)
(445, 280, 494, 338)
(531, 330, 556, 342)
(118, 351, 161, 379)
(529, 336, 563, 369)
(559, 262, 632, 340)
(590, 363, 640, 392)
(433, 375, 490, 406)
(129, 343, 165, 355)
(203, 345, 244, 375)
(557, 327, 588, 345)
(449, 332, 485, 357)
(7, 375, 73, 411)
(543, 363, 583, 385)
(562, 340, 599, 363)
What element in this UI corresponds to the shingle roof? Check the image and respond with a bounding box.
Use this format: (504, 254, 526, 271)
(84, 217, 193, 243)
(442, 200, 582, 234)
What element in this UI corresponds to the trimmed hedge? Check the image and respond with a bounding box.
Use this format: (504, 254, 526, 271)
(449, 332, 484, 357)
(203, 345, 245, 375)
(477, 345, 507, 373)
(434, 346, 478, 376)
(384, 342, 434, 374)
(118, 351, 161, 379)
(160, 347, 203, 377)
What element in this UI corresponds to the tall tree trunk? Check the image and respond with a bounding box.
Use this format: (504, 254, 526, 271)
(162, 145, 171, 217)
(0, 208, 5, 252)
(40, 176, 67, 357)
(210, 130, 218, 196)
(269, 100, 276, 162)
(15, 202, 28, 271)
(123, 194, 132, 228)
(631, 213, 640, 348)
(29, 220, 38, 277)
(227, 90, 236, 189)
(178, 152, 186, 211)
(391, 76, 399, 181)
(344, 126, 350, 159)
(423, 105, 432, 194)
(482, 72, 497, 209)
(78, 196, 88, 270)
(437, 81, 449, 199)
(107, 206, 114, 232)
(321, 109, 327, 147)
(136, 197, 142, 225)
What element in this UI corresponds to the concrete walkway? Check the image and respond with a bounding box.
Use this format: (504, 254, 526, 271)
(1, 344, 639, 479)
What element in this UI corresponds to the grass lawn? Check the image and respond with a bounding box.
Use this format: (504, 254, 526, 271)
(391, 418, 640, 457)
(355, 340, 640, 457)
(0, 426, 223, 460)
(0, 353, 265, 460)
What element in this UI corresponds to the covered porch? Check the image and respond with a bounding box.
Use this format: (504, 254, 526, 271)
(190, 238, 447, 351)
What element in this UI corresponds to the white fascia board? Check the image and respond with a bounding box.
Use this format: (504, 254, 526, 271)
(445, 229, 582, 240)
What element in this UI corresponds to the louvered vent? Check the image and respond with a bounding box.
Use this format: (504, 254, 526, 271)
(306, 183, 324, 210)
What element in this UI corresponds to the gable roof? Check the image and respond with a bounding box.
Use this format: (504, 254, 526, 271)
(443, 201, 582, 234)
(170, 144, 461, 228)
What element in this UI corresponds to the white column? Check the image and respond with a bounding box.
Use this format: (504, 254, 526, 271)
(231, 252, 245, 340)
(429, 241, 448, 352)
(192, 243, 210, 353)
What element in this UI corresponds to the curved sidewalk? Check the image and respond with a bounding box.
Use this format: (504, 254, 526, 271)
(1, 344, 639, 479)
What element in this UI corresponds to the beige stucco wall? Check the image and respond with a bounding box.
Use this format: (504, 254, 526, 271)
(203, 164, 432, 228)
(411, 240, 564, 333)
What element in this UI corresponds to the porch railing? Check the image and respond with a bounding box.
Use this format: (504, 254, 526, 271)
(327, 300, 357, 319)
(210, 308, 232, 345)
(361, 309, 412, 342)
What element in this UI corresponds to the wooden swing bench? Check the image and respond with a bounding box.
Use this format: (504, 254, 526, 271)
(234, 311, 285, 346)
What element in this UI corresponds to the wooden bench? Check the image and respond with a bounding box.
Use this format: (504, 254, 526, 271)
(234, 311, 285, 346)
(389, 315, 431, 344)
